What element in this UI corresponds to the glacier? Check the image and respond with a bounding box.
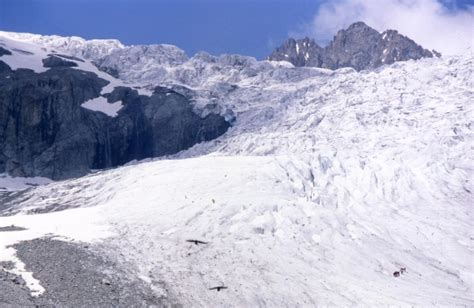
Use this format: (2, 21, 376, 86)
(0, 31, 472, 306)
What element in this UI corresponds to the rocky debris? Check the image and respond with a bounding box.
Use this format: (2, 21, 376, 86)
(101, 278, 112, 286)
(0, 57, 230, 180)
(42, 55, 78, 67)
(268, 22, 436, 71)
(0, 267, 39, 306)
(0, 261, 15, 269)
(10, 238, 173, 306)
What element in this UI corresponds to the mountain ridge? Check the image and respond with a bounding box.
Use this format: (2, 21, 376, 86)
(0, 36, 230, 179)
(0, 23, 457, 180)
(268, 21, 438, 71)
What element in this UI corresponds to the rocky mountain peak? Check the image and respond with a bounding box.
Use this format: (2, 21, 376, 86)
(269, 36, 323, 67)
(346, 21, 374, 31)
(268, 22, 438, 71)
(332, 21, 380, 45)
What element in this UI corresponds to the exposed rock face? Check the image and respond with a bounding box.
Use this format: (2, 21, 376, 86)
(0, 47, 12, 57)
(42, 55, 78, 68)
(0, 59, 230, 180)
(269, 22, 436, 71)
(269, 37, 325, 68)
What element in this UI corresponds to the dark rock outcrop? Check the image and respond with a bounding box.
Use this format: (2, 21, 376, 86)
(49, 53, 85, 62)
(0, 60, 230, 180)
(268, 22, 437, 71)
(42, 55, 78, 68)
(94, 64, 120, 78)
(0, 47, 12, 57)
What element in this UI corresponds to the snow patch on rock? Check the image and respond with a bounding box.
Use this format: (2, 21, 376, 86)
(81, 97, 123, 117)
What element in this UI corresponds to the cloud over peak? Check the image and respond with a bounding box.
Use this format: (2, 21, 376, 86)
(306, 0, 473, 55)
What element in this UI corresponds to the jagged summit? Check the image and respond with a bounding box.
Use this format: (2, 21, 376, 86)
(268, 21, 437, 71)
(346, 21, 371, 30)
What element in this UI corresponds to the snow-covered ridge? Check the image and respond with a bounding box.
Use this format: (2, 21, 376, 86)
(0, 30, 124, 60)
(0, 32, 154, 117)
(0, 30, 190, 72)
(0, 30, 329, 119)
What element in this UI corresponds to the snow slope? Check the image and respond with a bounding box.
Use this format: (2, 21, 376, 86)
(0, 32, 473, 306)
(0, 33, 151, 117)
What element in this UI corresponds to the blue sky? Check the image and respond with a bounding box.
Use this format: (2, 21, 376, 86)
(0, 0, 472, 58)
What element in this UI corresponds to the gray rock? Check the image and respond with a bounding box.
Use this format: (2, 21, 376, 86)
(12, 48, 34, 55)
(268, 22, 437, 71)
(269, 37, 324, 67)
(0, 61, 230, 180)
(2, 238, 175, 306)
(0, 225, 27, 232)
(0, 59, 11, 72)
(0, 47, 12, 56)
(49, 53, 85, 62)
(94, 61, 120, 78)
(0, 268, 37, 306)
(42, 55, 78, 68)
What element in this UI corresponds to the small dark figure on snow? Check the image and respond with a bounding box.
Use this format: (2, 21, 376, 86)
(394, 267, 407, 277)
(209, 286, 227, 292)
(186, 239, 208, 245)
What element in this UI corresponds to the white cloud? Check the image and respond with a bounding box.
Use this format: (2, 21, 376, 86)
(306, 0, 474, 55)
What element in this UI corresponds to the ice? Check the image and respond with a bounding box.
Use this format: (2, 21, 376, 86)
(3, 148, 471, 305)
